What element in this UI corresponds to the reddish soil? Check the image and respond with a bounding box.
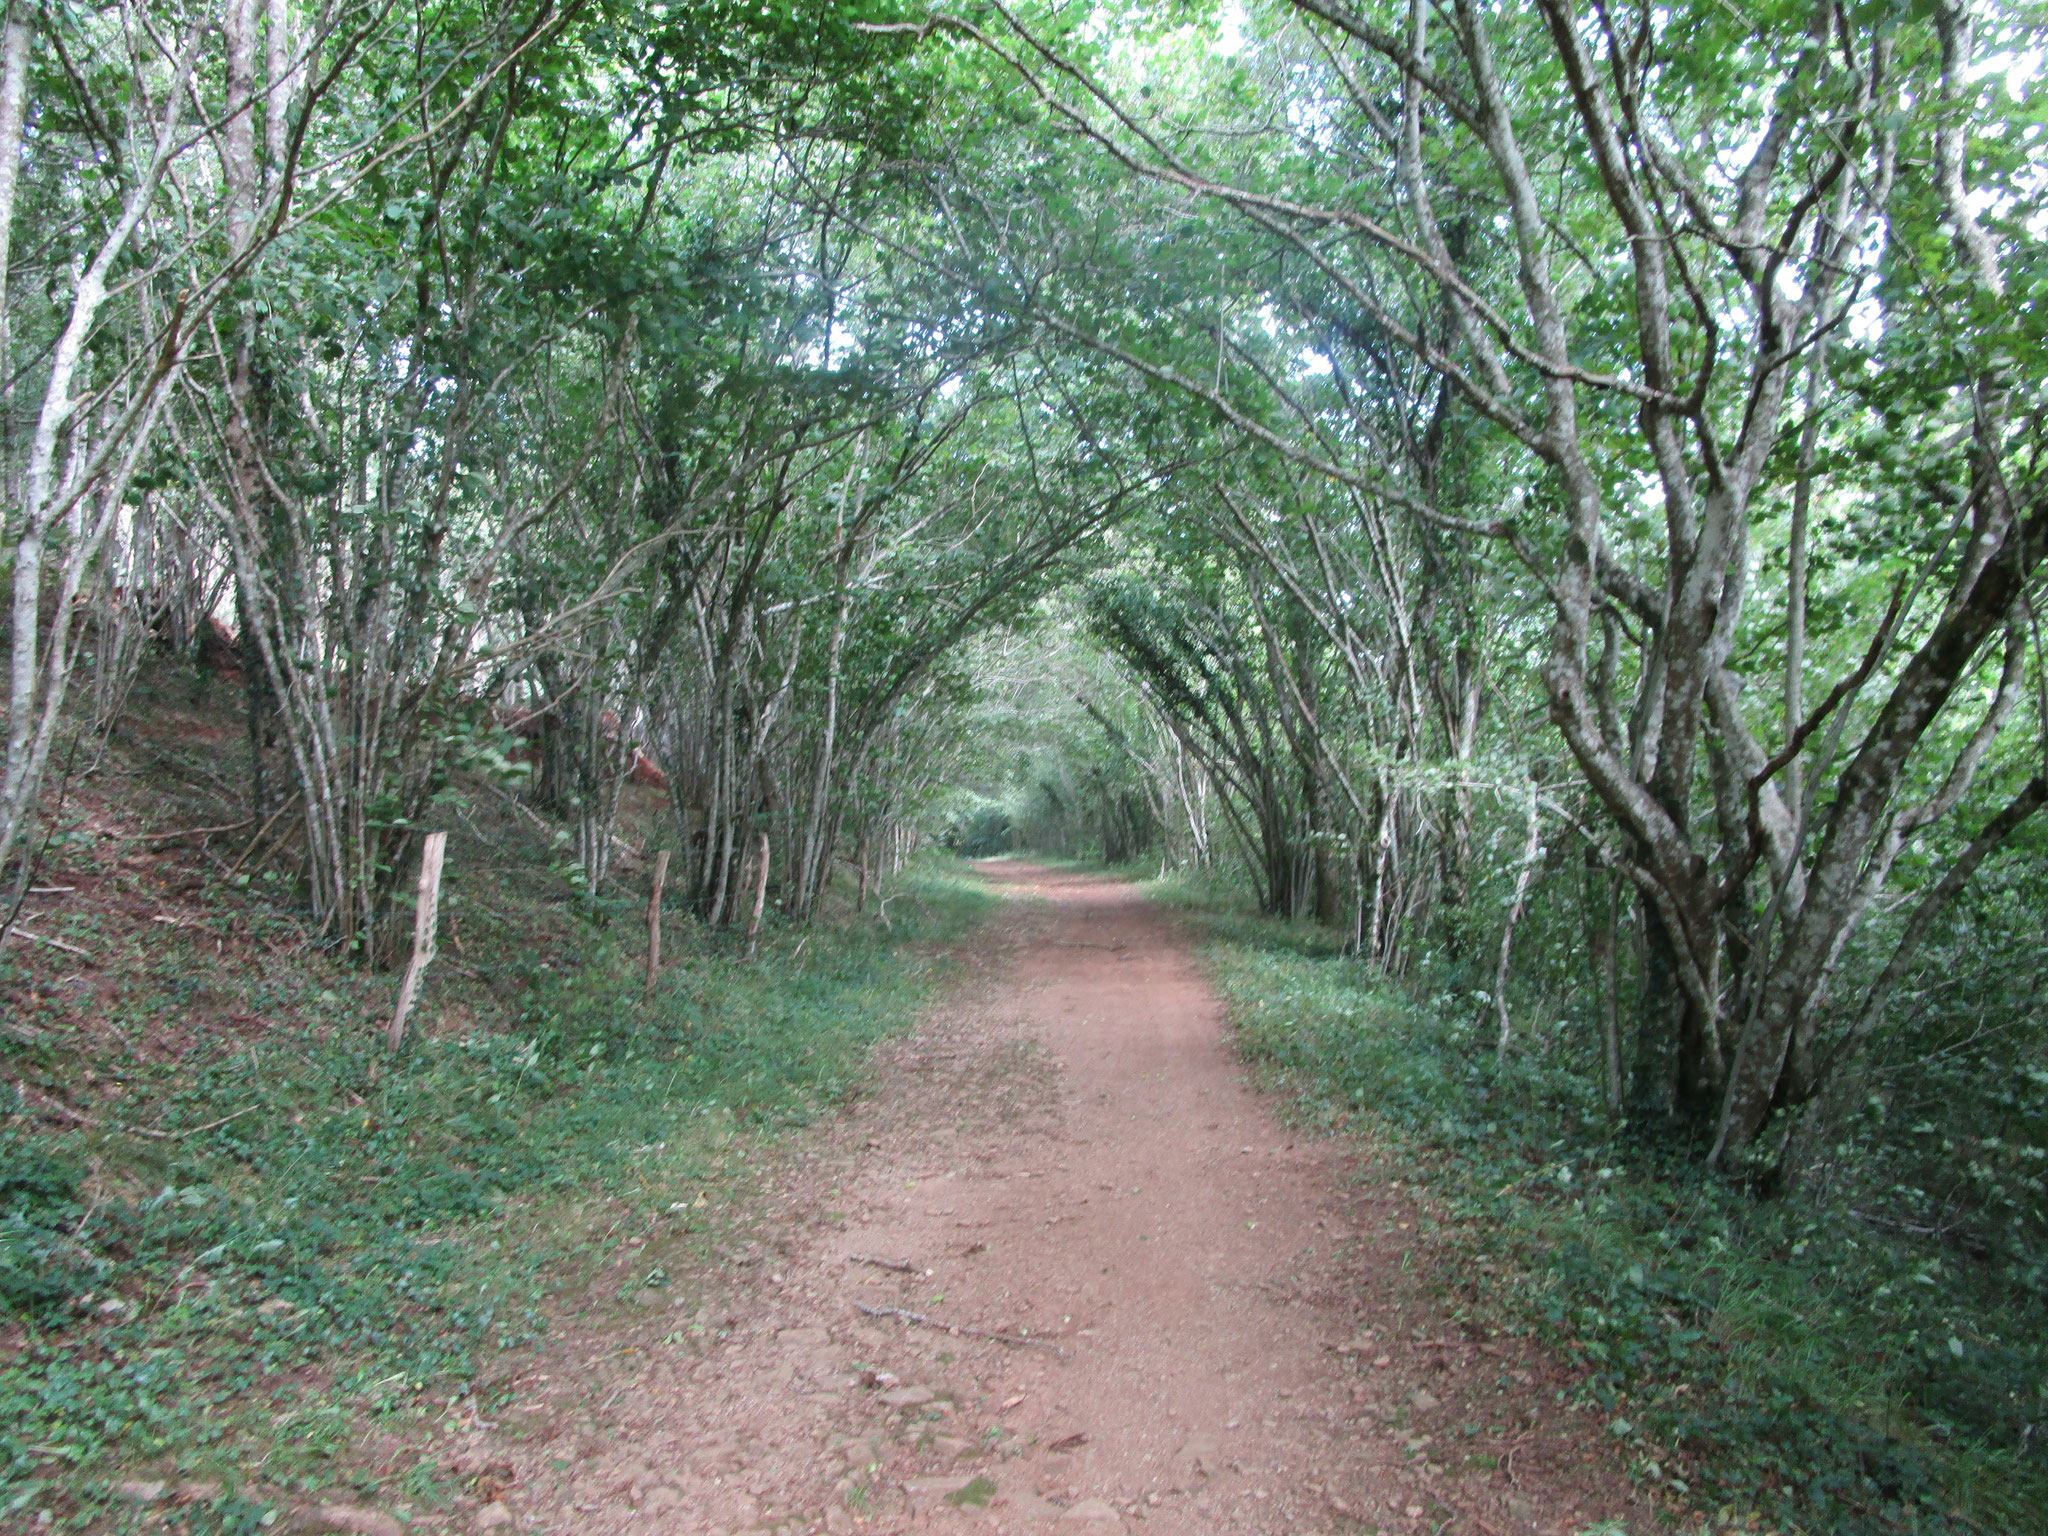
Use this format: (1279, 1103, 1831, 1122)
(438, 863, 1646, 1536)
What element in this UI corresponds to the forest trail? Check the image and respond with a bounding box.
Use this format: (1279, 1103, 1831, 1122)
(460, 865, 1644, 1536)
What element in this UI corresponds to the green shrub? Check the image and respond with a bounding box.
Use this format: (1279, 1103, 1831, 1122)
(0, 1137, 92, 1316)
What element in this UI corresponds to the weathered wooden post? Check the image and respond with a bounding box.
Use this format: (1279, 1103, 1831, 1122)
(386, 831, 447, 1052)
(745, 832, 769, 956)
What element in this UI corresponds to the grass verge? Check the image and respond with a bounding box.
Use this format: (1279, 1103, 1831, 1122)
(1150, 882, 2043, 1536)
(0, 858, 992, 1530)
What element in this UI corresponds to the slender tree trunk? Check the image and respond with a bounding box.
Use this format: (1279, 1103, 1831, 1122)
(1438, 648, 1481, 930)
(0, 4, 30, 515)
(222, 0, 279, 820)
(1784, 350, 1823, 812)
(797, 586, 851, 917)
(1629, 900, 1709, 1123)
(264, 0, 294, 177)
(1585, 850, 1622, 1113)
(2, 37, 193, 868)
(1493, 781, 1541, 1060)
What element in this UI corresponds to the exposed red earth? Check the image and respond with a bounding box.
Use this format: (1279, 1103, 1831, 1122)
(416, 863, 1646, 1536)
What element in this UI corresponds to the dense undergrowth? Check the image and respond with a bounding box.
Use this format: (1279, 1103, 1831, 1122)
(0, 838, 990, 1528)
(1146, 872, 2045, 1536)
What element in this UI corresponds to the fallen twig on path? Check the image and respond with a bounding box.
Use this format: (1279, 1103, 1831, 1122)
(224, 792, 303, 879)
(1044, 939, 1125, 952)
(127, 818, 255, 844)
(6, 925, 93, 958)
(852, 1301, 1069, 1356)
(848, 1253, 921, 1274)
(11, 1084, 257, 1141)
(161, 1105, 261, 1138)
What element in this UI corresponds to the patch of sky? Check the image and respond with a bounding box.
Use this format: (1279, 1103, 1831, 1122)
(1214, 0, 1248, 58)
(1283, 83, 1344, 149)
(1965, 42, 2042, 99)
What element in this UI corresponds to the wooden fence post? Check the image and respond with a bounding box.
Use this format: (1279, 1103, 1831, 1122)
(645, 847, 669, 997)
(745, 831, 769, 955)
(386, 830, 447, 1052)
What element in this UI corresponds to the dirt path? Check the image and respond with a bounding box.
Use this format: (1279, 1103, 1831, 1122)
(430, 864, 1645, 1536)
